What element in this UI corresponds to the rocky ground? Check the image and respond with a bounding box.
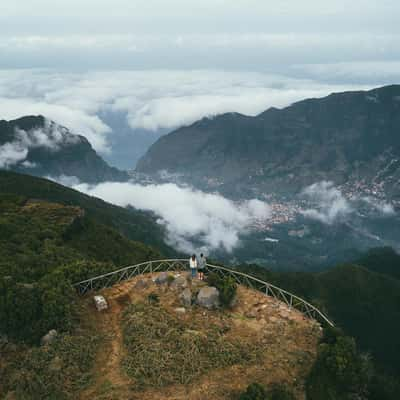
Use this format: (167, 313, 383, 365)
(78, 271, 322, 400)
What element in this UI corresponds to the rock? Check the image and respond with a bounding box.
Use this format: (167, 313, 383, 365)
(94, 295, 108, 311)
(180, 288, 192, 307)
(41, 329, 58, 346)
(170, 275, 188, 289)
(196, 286, 220, 309)
(49, 355, 63, 372)
(154, 272, 169, 285)
(174, 307, 186, 314)
(134, 279, 149, 290)
(245, 309, 258, 319)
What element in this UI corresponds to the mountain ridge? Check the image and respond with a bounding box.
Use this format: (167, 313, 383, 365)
(0, 115, 129, 183)
(136, 84, 400, 200)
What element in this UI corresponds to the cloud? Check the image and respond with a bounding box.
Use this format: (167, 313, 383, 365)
(301, 181, 353, 224)
(0, 142, 28, 168)
(300, 181, 396, 224)
(361, 196, 396, 216)
(71, 181, 271, 253)
(0, 118, 81, 168)
(0, 69, 377, 159)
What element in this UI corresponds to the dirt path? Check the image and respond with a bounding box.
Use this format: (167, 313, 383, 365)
(80, 285, 133, 399)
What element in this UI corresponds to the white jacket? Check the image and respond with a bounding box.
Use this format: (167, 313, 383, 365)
(189, 258, 197, 269)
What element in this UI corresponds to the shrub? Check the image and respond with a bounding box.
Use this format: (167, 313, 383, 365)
(267, 384, 295, 400)
(147, 292, 160, 305)
(306, 332, 373, 400)
(239, 383, 267, 400)
(238, 383, 295, 400)
(206, 273, 237, 308)
(167, 274, 175, 284)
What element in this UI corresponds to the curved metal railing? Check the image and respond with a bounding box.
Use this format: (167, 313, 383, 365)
(73, 258, 334, 327)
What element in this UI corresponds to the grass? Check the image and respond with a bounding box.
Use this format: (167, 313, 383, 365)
(121, 302, 261, 388)
(2, 330, 101, 399)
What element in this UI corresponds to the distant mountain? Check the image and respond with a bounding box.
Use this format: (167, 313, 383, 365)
(137, 85, 400, 199)
(0, 115, 128, 183)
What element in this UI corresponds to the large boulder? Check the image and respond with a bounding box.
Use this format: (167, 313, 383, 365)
(154, 272, 170, 285)
(41, 329, 58, 346)
(180, 288, 192, 307)
(135, 278, 150, 290)
(170, 275, 188, 289)
(94, 295, 108, 311)
(196, 286, 220, 309)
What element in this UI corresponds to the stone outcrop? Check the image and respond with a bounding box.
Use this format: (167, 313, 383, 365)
(196, 286, 220, 309)
(41, 329, 58, 346)
(180, 288, 192, 307)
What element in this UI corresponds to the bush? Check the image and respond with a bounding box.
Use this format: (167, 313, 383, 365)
(147, 292, 160, 305)
(306, 332, 372, 400)
(206, 273, 237, 308)
(267, 384, 295, 400)
(239, 383, 267, 400)
(238, 383, 295, 400)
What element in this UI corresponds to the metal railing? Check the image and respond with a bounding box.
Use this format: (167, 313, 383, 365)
(73, 259, 334, 327)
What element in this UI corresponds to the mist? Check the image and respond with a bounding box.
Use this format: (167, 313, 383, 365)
(72, 181, 270, 253)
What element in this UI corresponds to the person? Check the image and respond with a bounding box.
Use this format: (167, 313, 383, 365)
(197, 253, 206, 281)
(189, 254, 197, 279)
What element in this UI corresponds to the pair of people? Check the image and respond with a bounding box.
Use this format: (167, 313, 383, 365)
(189, 253, 206, 280)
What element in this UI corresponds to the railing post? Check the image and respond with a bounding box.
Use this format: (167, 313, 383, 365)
(150, 261, 153, 273)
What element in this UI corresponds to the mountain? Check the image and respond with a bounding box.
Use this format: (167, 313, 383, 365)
(136, 85, 400, 200)
(0, 115, 128, 183)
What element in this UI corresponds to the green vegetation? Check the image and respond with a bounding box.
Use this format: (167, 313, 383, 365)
(357, 247, 400, 280)
(239, 383, 267, 400)
(207, 273, 237, 308)
(0, 170, 176, 255)
(0, 172, 173, 399)
(236, 249, 400, 399)
(238, 383, 295, 400)
(0, 192, 164, 343)
(307, 327, 372, 400)
(121, 302, 260, 388)
(1, 317, 100, 399)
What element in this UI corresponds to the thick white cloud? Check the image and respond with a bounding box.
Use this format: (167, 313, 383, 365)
(0, 69, 377, 155)
(301, 181, 353, 224)
(0, 119, 81, 168)
(72, 181, 270, 253)
(300, 181, 396, 224)
(361, 196, 396, 216)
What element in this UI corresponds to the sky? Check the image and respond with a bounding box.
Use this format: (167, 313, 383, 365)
(0, 0, 399, 166)
(0, 1, 399, 70)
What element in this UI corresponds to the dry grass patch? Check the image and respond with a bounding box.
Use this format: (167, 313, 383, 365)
(121, 302, 261, 389)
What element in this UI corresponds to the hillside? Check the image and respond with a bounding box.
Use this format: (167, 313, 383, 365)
(0, 170, 175, 255)
(238, 258, 400, 379)
(1, 271, 321, 400)
(137, 85, 400, 199)
(0, 115, 128, 183)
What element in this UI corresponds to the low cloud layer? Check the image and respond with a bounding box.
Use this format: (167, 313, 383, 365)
(0, 69, 379, 158)
(72, 181, 270, 253)
(301, 181, 396, 224)
(0, 119, 80, 168)
(301, 181, 354, 224)
(361, 196, 396, 216)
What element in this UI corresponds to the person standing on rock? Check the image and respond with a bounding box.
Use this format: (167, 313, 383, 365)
(198, 253, 206, 281)
(189, 254, 198, 279)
